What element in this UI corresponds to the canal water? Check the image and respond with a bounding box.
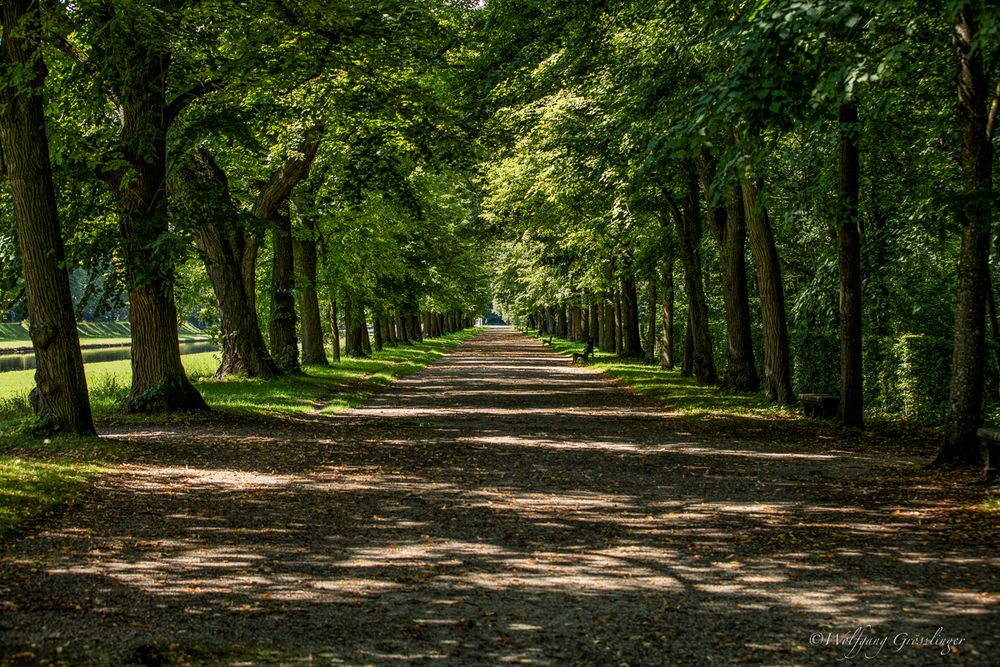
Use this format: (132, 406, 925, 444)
(0, 341, 219, 373)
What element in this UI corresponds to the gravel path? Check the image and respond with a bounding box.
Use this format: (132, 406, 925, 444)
(1, 327, 998, 665)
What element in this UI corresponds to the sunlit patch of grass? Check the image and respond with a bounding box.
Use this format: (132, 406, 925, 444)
(981, 497, 1000, 512)
(0, 454, 104, 537)
(539, 333, 802, 425)
(197, 329, 480, 417)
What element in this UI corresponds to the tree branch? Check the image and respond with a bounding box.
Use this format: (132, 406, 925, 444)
(165, 80, 224, 126)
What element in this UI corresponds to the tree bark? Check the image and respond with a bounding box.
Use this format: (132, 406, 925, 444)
(105, 33, 206, 412)
(620, 276, 644, 358)
(614, 294, 623, 355)
(589, 303, 600, 345)
(664, 167, 717, 384)
(0, 0, 95, 433)
(837, 101, 864, 428)
(557, 306, 568, 338)
(938, 5, 993, 466)
(741, 175, 794, 404)
(176, 150, 280, 380)
(645, 279, 657, 363)
(293, 208, 327, 366)
(396, 314, 411, 344)
(269, 210, 299, 373)
(328, 297, 341, 362)
(660, 261, 675, 369)
(701, 155, 758, 390)
(681, 313, 694, 376)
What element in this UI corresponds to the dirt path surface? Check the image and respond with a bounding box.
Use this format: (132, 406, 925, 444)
(1, 327, 998, 665)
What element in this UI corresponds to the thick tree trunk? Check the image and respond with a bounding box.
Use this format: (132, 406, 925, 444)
(557, 306, 568, 338)
(373, 312, 384, 352)
(701, 155, 758, 390)
(328, 297, 341, 362)
(109, 42, 206, 412)
(344, 296, 366, 357)
(0, 0, 94, 433)
(269, 211, 300, 373)
(837, 102, 864, 428)
(620, 276, 644, 358)
(199, 225, 278, 379)
(660, 262, 675, 369)
(293, 214, 327, 366)
(176, 150, 280, 380)
(665, 168, 717, 384)
(741, 176, 794, 404)
(681, 313, 694, 376)
(938, 6, 993, 466)
(396, 314, 411, 344)
(600, 301, 614, 352)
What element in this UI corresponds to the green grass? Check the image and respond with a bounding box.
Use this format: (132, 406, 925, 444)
(0, 456, 104, 537)
(541, 333, 800, 423)
(0, 352, 220, 409)
(0, 329, 481, 540)
(196, 330, 480, 417)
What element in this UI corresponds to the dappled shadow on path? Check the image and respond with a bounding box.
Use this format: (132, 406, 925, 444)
(1, 328, 997, 665)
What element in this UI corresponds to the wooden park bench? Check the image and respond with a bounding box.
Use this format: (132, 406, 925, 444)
(571, 337, 594, 365)
(799, 393, 839, 418)
(975, 428, 1000, 483)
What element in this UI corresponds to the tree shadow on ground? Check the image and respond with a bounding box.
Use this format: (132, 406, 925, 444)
(0, 330, 997, 666)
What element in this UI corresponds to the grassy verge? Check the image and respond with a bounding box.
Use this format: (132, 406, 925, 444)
(0, 328, 481, 539)
(533, 331, 947, 447)
(540, 333, 799, 421)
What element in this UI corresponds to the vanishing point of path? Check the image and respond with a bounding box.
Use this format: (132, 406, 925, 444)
(1, 327, 998, 665)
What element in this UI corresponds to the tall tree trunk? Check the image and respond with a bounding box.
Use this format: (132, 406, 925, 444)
(589, 304, 600, 345)
(660, 261, 675, 369)
(682, 313, 694, 376)
(412, 314, 424, 342)
(837, 101, 864, 428)
(620, 276, 644, 358)
(344, 296, 363, 357)
(701, 155, 758, 390)
(293, 210, 327, 366)
(0, 0, 94, 433)
(614, 295, 623, 355)
(601, 301, 614, 352)
(175, 150, 280, 380)
(328, 297, 341, 362)
(645, 280, 657, 363)
(109, 42, 206, 412)
(741, 175, 794, 404)
(938, 5, 993, 465)
(557, 306, 568, 338)
(361, 307, 373, 355)
(664, 167, 717, 383)
(373, 312, 384, 352)
(269, 210, 299, 373)
(396, 314, 411, 344)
